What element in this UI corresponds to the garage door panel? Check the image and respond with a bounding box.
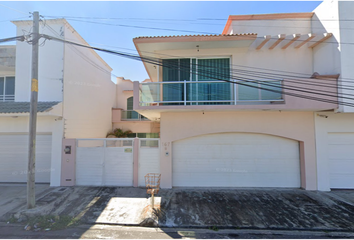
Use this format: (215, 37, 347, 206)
(329, 145, 354, 157)
(173, 133, 300, 188)
(0, 134, 51, 183)
(330, 160, 354, 174)
(328, 133, 354, 189)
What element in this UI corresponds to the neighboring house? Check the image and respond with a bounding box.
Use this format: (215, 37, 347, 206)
(112, 77, 160, 138)
(132, 0, 353, 191)
(0, 19, 116, 186)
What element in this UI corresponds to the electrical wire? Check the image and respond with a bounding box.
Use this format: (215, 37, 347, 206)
(44, 23, 118, 78)
(0, 36, 25, 43)
(63, 18, 219, 35)
(40, 33, 354, 108)
(0, 3, 29, 16)
(43, 16, 354, 39)
(45, 15, 354, 22)
(11, 16, 354, 82)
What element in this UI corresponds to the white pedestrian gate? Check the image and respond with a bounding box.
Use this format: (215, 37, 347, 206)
(76, 138, 134, 186)
(138, 138, 160, 186)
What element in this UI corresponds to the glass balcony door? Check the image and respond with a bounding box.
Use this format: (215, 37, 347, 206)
(162, 58, 231, 105)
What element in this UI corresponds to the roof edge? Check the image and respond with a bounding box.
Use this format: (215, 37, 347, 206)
(222, 12, 314, 34)
(133, 33, 257, 44)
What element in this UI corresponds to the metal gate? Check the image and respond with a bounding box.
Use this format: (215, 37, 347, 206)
(75, 138, 134, 186)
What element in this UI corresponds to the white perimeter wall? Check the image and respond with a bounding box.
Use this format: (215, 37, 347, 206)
(315, 112, 354, 191)
(0, 116, 63, 186)
(14, 21, 64, 102)
(62, 22, 116, 138)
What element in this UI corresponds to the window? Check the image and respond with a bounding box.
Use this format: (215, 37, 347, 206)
(124, 97, 148, 120)
(0, 76, 15, 102)
(162, 58, 231, 105)
(238, 80, 283, 101)
(127, 133, 159, 138)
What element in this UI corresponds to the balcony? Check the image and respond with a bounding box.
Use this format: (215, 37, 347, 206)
(133, 77, 338, 121)
(112, 108, 149, 123)
(121, 110, 149, 121)
(139, 80, 284, 106)
(0, 95, 14, 102)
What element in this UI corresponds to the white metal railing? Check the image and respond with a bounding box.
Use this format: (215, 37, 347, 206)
(0, 95, 15, 102)
(121, 110, 149, 121)
(139, 80, 284, 106)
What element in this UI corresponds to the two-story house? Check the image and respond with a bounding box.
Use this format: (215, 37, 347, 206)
(0, 19, 116, 186)
(132, 0, 353, 191)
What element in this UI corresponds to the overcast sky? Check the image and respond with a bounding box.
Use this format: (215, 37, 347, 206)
(0, 1, 322, 82)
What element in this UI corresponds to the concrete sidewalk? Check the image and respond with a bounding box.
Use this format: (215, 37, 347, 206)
(1, 186, 354, 232)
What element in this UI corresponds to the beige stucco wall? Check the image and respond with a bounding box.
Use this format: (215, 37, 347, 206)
(63, 22, 116, 139)
(159, 111, 317, 190)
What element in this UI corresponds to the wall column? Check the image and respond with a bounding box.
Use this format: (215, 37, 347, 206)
(133, 137, 139, 187)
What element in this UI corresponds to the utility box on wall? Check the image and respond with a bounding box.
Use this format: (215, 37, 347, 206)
(61, 139, 76, 186)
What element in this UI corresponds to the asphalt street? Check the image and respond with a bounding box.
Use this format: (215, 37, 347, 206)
(1, 223, 354, 239)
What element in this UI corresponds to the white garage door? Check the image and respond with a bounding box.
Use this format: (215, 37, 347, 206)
(173, 133, 300, 188)
(0, 134, 52, 183)
(76, 139, 134, 186)
(328, 133, 354, 189)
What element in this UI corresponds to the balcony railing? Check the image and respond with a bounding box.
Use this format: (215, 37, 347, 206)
(139, 80, 283, 106)
(0, 95, 14, 102)
(121, 110, 149, 121)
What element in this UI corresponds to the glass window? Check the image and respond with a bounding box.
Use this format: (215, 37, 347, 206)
(0, 77, 15, 102)
(5, 77, 15, 95)
(0, 77, 4, 96)
(260, 81, 282, 100)
(127, 97, 134, 110)
(162, 58, 231, 105)
(238, 82, 259, 100)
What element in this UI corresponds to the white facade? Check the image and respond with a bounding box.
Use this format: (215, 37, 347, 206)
(313, 0, 354, 113)
(0, 19, 116, 186)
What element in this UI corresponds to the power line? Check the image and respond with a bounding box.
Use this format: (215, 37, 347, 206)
(57, 38, 354, 85)
(44, 15, 354, 22)
(44, 15, 354, 32)
(43, 23, 118, 79)
(63, 18, 219, 35)
(0, 3, 29, 16)
(43, 17, 354, 46)
(40, 33, 354, 108)
(0, 36, 25, 43)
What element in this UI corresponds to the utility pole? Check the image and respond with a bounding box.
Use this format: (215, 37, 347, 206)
(27, 11, 39, 209)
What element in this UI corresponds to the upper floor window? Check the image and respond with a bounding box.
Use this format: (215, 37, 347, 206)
(123, 96, 149, 120)
(0, 76, 15, 102)
(162, 58, 231, 105)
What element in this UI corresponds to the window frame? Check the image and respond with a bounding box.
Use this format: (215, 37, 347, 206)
(0, 76, 15, 102)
